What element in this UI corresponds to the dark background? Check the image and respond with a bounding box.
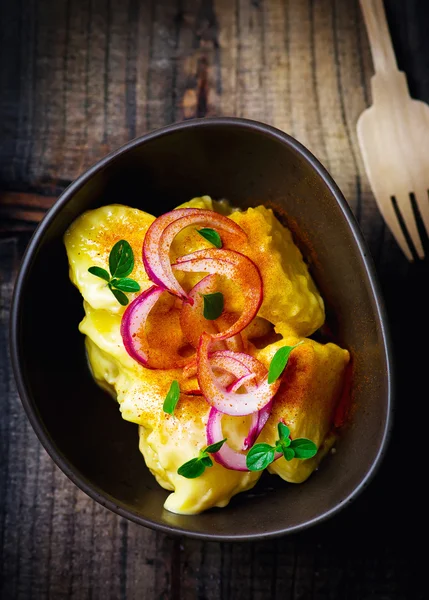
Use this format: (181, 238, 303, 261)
(1, 0, 428, 598)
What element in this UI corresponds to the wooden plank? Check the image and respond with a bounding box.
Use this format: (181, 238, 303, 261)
(173, 0, 221, 121)
(0, 192, 56, 210)
(287, 0, 328, 166)
(236, 0, 271, 122)
(133, 0, 152, 137)
(214, 0, 238, 117)
(84, 0, 112, 167)
(261, 0, 292, 134)
(145, 0, 178, 131)
(0, 192, 57, 233)
(104, 0, 129, 150)
(33, 0, 69, 183)
(62, 0, 92, 180)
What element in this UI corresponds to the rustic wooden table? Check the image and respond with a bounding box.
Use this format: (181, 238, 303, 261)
(1, 1, 427, 598)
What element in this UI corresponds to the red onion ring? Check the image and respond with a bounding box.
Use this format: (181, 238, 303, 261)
(159, 210, 247, 299)
(143, 210, 193, 289)
(120, 285, 190, 369)
(206, 407, 248, 471)
(226, 373, 256, 393)
(143, 208, 247, 299)
(174, 249, 263, 341)
(205, 353, 262, 471)
(182, 351, 256, 398)
(213, 351, 273, 449)
(205, 350, 272, 449)
(243, 401, 273, 451)
(197, 333, 280, 416)
(207, 408, 282, 472)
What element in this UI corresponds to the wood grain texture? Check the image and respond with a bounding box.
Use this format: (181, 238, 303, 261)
(1, 0, 429, 598)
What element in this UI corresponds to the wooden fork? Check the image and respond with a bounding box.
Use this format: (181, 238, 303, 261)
(357, 0, 429, 261)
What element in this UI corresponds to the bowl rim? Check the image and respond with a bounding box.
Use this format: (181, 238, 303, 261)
(9, 117, 394, 541)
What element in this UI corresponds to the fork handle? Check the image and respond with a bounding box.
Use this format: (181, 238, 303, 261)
(359, 0, 398, 73)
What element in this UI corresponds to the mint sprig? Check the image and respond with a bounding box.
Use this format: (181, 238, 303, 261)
(163, 380, 180, 415)
(88, 240, 141, 306)
(177, 438, 227, 479)
(197, 228, 222, 248)
(109, 239, 134, 278)
(267, 342, 302, 384)
(202, 291, 224, 320)
(246, 422, 317, 471)
(87, 266, 110, 282)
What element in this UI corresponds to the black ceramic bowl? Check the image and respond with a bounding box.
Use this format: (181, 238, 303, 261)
(10, 118, 393, 541)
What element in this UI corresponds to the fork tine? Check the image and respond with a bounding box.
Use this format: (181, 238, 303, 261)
(393, 193, 424, 259)
(413, 188, 429, 240)
(375, 196, 414, 261)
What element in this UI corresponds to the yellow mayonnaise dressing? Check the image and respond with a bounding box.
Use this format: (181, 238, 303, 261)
(64, 197, 349, 514)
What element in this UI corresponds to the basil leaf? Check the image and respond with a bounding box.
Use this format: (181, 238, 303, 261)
(283, 447, 295, 461)
(110, 287, 129, 306)
(289, 438, 318, 459)
(268, 344, 298, 384)
(163, 380, 180, 415)
(197, 228, 223, 248)
(200, 455, 214, 468)
(202, 292, 224, 320)
(88, 266, 110, 282)
(177, 458, 206, 479)
(109, 240, 134, 278)
(246, 443, 275, 471)
(205, 438, 227, 454)
(277, 422, 290, 441)
(111, 277, 141, 293)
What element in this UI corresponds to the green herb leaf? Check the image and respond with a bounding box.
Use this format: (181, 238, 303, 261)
(200, 455, 214, 468)
(177, 439, 226, 479)
(283, 447, 295, 461)
(109, 239, 134, 278)
(277, 422, 290, 441)
(246, 443, 276, 471)
(88, 266, 110, 282)
(111, 277, 141, 293)
(205, 438, 227, 454)
(163, 380, 180, 415)
(197, 228, 223, 248)
(289, 438, 318, 459)
(202, 292, 224, 320)
(110, 287, 129, 306)
(177, 458, 206, 479)
(268, 344, 300, 384)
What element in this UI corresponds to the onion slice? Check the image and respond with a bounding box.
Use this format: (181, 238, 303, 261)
(174, 249, 263, 340)
(197, 333, 280, 416)
(226, 373, 256, 393)
(120, 285, 190, 369)
(182, 350, 256, 398)
(243, 401, 273, 450)
(206, 408, 282, 471)
(143, 208, 247, 299)
(203, 350, 272, 449)
(213, 351, 273, 450)
(206, 407, 248, 471)
(183, 351, 253, 381)
(206, 407, 283, 471)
